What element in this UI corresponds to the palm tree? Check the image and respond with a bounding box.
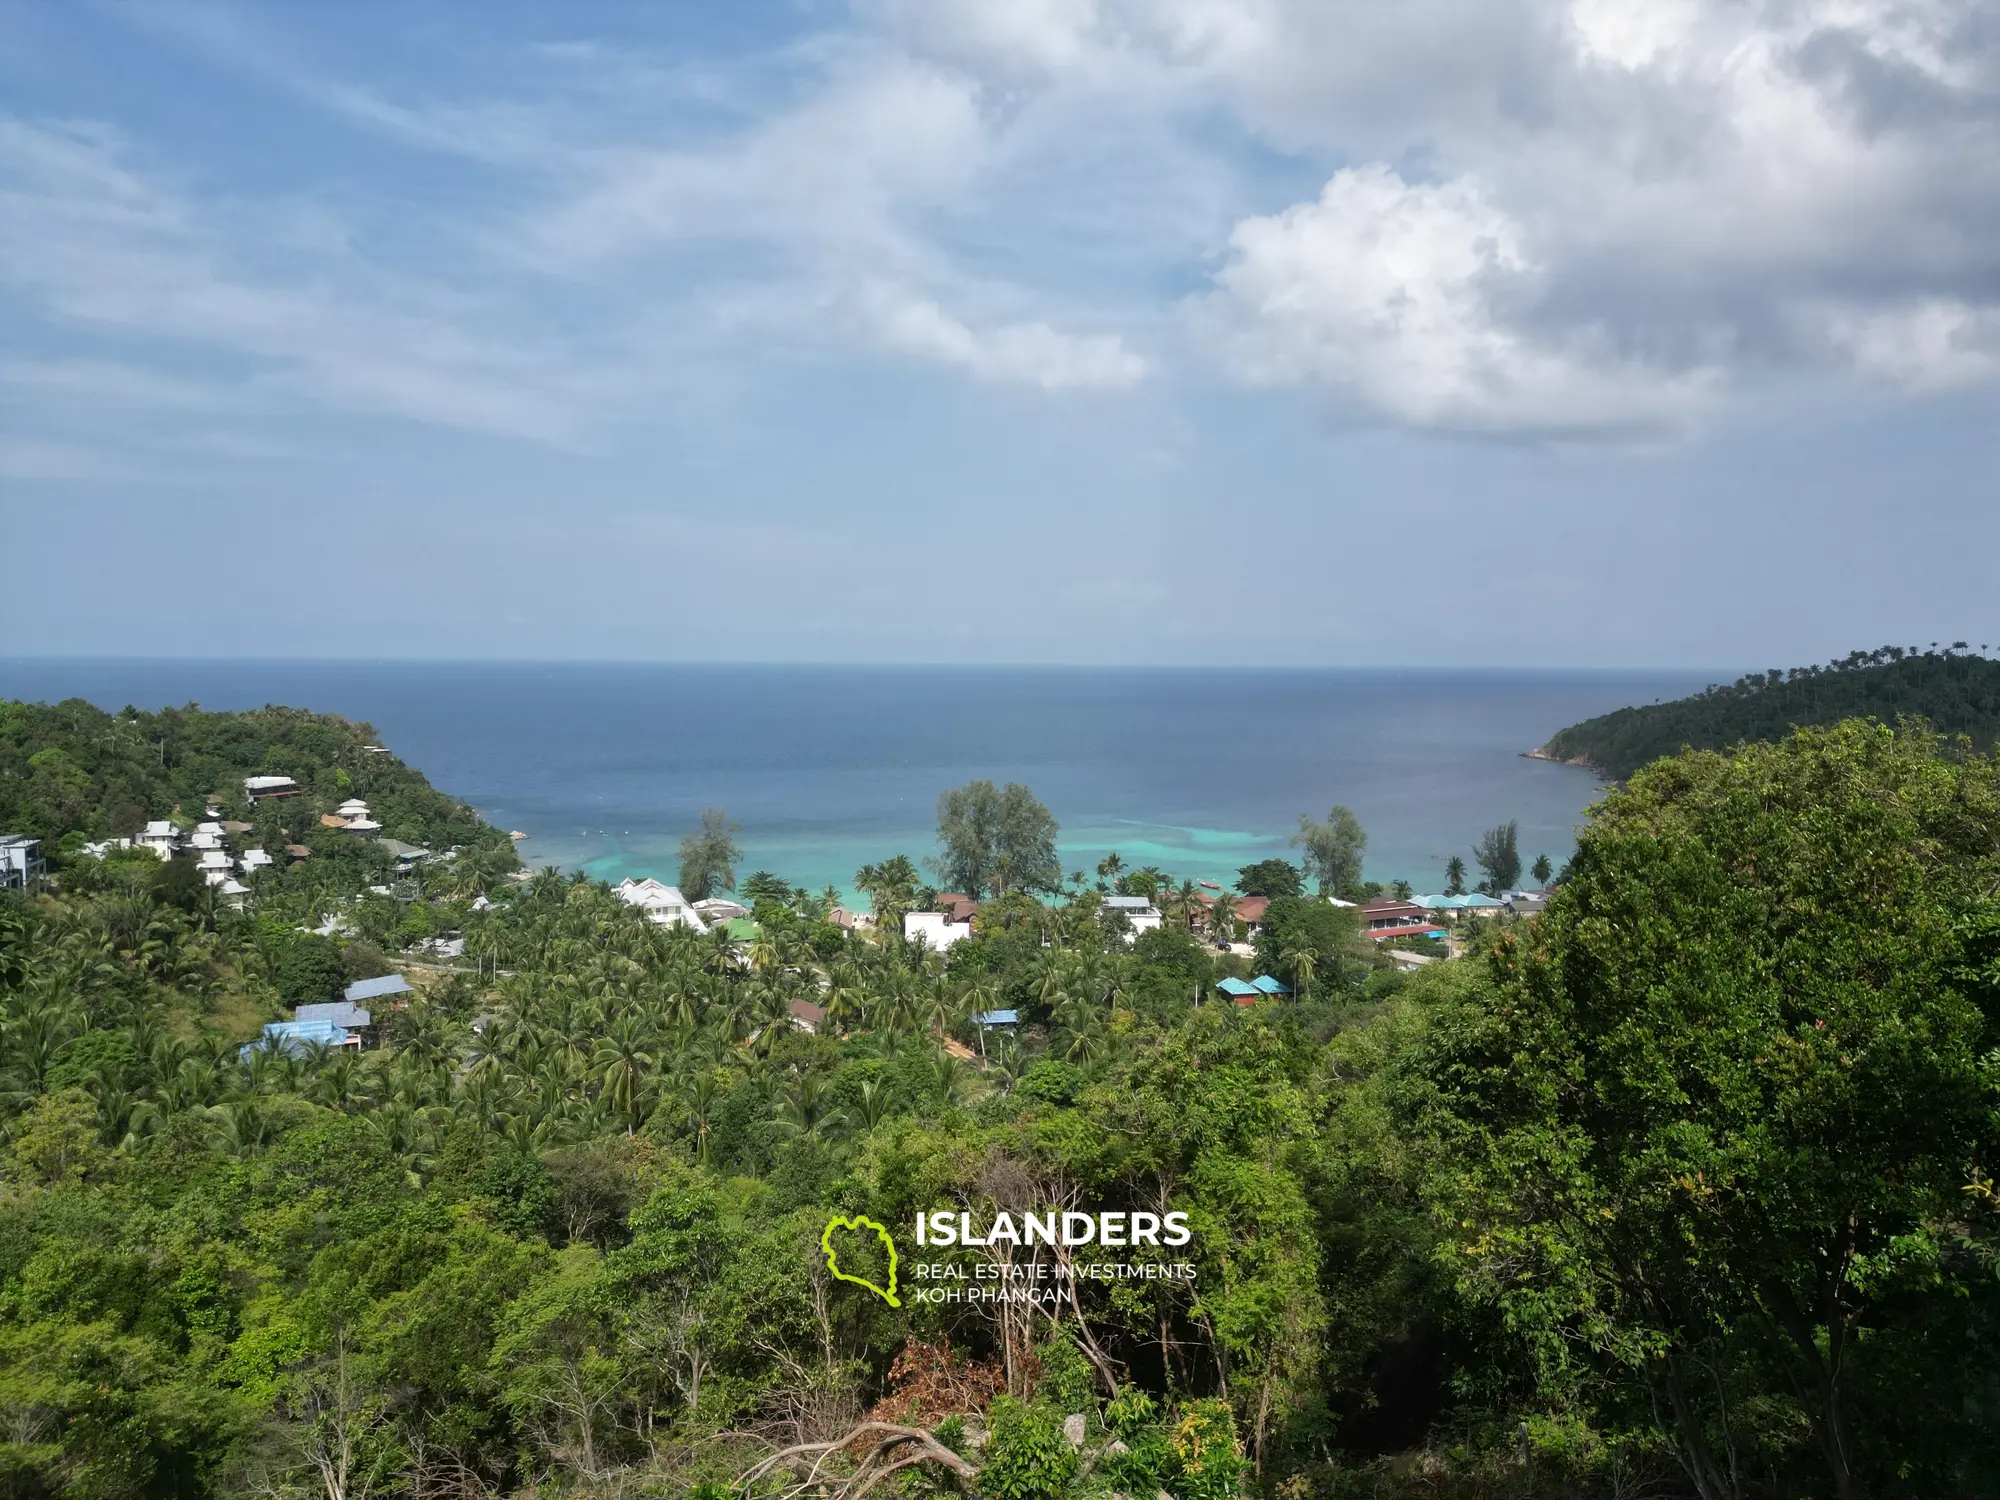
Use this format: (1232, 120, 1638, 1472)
(1282, 944, 1317, 1002)
(852, 1078, 899, 1132)
(591, 1015, 656, 1132)
(1095, 852, 1125, 892)
(1444, 856, 1467, 897)
(678, 1070, 723, 1164)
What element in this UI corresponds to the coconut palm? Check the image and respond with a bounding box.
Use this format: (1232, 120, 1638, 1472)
(591, 1015, 656, 1132)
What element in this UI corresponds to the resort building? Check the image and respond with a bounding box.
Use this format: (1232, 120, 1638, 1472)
(613, 877, 708, 931)
(139, 820, 179, 859)
(1411, 893, 1506, 917)
(244, 775, 300, 801)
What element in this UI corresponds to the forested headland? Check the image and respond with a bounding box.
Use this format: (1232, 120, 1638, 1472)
(1, 696, 1996, 1500)
(1537, 643, 2000, 778)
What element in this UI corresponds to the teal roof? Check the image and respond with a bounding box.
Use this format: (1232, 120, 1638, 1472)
(1250, 974, 1291, 994)
(1216, 977, 1258, 996)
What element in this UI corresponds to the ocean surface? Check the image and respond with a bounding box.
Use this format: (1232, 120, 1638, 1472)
(0, 661, 1717, 902)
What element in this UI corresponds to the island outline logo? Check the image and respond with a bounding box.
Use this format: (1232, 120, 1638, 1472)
(820, 1214, 901, 1307)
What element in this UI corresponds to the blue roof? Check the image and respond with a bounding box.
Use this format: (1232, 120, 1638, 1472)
(1216, 977, 1258, 996)
(241, 1017, 351, 1058)
(345, 974, 413, 1002)
(1250, 974, 1292, 994)
(973, 1009, 1019, 1026)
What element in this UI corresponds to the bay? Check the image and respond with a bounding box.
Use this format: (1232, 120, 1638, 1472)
(0, 660, 1715, 900)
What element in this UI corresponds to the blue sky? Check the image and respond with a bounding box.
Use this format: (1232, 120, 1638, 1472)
(1, 0, 1995, 667)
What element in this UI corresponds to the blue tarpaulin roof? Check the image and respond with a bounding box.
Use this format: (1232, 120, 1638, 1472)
(973, 1009, 1019, 1026)
(240, 1017, 351, 1058)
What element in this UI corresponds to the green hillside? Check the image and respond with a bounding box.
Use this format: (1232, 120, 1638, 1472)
(0, 696, 515, 864)
(1538, 644, 2000, 778)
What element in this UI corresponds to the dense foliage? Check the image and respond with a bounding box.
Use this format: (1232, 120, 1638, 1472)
(1, 705, 1994, 1500)
(1538, 643, 2000, 778)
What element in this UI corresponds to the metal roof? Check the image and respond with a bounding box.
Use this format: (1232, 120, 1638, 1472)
(1250, 974, 1292, 994)
(973, 1009, 1019, 1025)
(1216, 977, 1259, 996)
(344, 974, 413, 1002)
(296, 1001, 372, 1029)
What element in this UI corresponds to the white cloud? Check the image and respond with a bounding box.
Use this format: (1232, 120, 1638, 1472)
(1206, 165, 1712, 433)
(1823, 298, 2000, 389)
(0, 117, 602, 444)
(22, 0, 2000, 440)
(860, 283, 1147, 388)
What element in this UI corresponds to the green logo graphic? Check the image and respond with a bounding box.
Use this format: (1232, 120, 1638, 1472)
(821, 1214, 901, 1306)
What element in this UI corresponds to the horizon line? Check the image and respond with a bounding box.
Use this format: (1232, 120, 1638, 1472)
(0, 653, 1738, 675)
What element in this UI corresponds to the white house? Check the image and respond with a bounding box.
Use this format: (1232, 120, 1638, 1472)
(239, 848, 275, 872)
(190, 831, 223, 850)
(1100, 894, 1162, 940)
(244, 775, 300, 801)
(614, 877, 708, 931)
(903, 909, 973, 951)
(139, 821, 179, 859)
(0, 836, 44, 891)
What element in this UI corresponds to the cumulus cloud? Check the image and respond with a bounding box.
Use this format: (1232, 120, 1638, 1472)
(879, 0, 2000, 434)
(20, 0, 2000, 439)
(1207, 165, 1712, 434)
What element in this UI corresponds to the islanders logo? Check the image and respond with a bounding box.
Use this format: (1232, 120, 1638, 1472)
(821, 1214, 901, 1307)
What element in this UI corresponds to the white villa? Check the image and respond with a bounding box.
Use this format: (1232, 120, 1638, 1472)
(1100, 894, 1163, 939)
(614, 878, 708, 932)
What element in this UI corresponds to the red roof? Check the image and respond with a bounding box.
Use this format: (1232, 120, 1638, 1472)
(1234, 896, 1270, 924)
(1367, 924, 1447, 941)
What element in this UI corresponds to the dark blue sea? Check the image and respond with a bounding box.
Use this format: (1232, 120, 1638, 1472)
(0, 661, 1716, 900)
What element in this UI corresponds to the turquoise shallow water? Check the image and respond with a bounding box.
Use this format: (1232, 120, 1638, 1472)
(0, 661, 1719, 903)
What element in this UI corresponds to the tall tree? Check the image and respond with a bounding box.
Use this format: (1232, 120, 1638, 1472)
(933, 781, 1059, 897)
(1470, 820, 1520, 895)
(1417, 724, 2000, 1500)
(1530, 852, 1553, 887)
(676, 807, 740, 900)
(1291, 806, 1368, 898)
(1443, 855, 1467, 896)
(1236, 858, 1304, 899)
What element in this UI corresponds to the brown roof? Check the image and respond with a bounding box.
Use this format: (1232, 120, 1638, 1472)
(937, 893, 979, 922)
(222, 820, 253, 833)
(1363, 898, 1426, 919)
(789, 998, 828, 1026)
(1234, 896, 1271, 924)
(319, 814, 347, 828)
(286, 845, 312, 859)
